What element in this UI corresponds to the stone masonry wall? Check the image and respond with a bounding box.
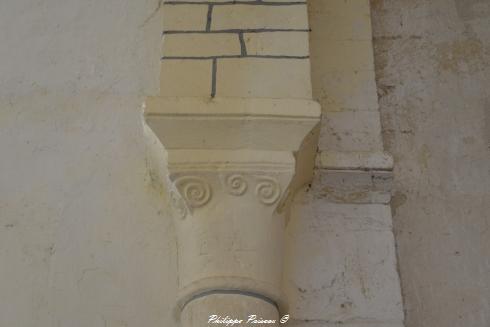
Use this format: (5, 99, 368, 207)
(161, 0, 312, 98)
(371, 1, 490, 327)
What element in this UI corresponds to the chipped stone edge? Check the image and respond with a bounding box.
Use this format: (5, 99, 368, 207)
(316, 151, 394, 171)
(314, 151, 394, 205)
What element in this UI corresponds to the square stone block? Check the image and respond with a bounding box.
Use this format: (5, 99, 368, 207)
(312, 70, 379, 112)
(217, 58, 312, 99)
(319, 111, 384, 152)
(310, 40, 375, 72)
(309, 0, 372, 41)
(163, 5, 208, 31)
(160, 59, 212, 97)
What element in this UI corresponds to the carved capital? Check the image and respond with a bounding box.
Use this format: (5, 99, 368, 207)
(143, 97, 320, 317)
(165, 151, 295, 220)
(169, 173, 287, 218)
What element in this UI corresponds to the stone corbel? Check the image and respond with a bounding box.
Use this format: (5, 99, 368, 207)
(143, 97, 320, 324)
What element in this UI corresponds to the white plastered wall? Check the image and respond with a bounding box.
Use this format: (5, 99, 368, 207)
(0, 1, 404, 326)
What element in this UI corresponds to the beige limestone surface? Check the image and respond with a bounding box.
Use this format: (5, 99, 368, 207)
(162, 33, 241, 57)
(152, 0, 321, 319)
(160, 59, 213, 96)
(308, 0, 383, 153)
(211, 5, 309, 30)
(216, 58, 313, 98)
(159, 1, 312, 99)
(244, 32, 309, 57)
(371, 1, 490, 327)
(163, 5, 208, 31)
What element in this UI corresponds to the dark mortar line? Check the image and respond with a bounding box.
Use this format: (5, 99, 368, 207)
(164, 1, 306, 6)
(238, 32, 247, 56)
(182, 289, 278, 311)
(211, 58, 217, 98)
(162, 55, 309, 60)
(206, 4, 214, 31)
(163, 28, 310, 35)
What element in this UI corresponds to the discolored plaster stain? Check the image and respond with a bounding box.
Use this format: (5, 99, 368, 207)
(43, 244, 56, 263)
(391, 191, 407, 217)
(143, 149, 167, 199)
(485, 100, 490, 150)
(435, 39, 484, 74)
(377, 83, 396, 99)
(298, 287, 307, 294)
(340, 301, 354, 311)
(462, 136, 476, 145)
(370, 0, 385, 12)
(418, 144, 431, 170)
(454, 0, 490, 21)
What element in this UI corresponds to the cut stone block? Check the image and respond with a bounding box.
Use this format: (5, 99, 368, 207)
(308, 0, 372, 41)
(310, 40, 375, 72)
(162, 33, 241, 57)
(311, 169, 393, 204)
(163, 5, 208, 31)
(217, 58, 312, 98)
(317, 151, 393, 171)
(144, 97, 320, 151)
(212, 5, 309, 30)
(319, 112, 384, 152)
(312, 70, 379, 112)
(160, 59, 212, 97)
(244, 32, 309, 57)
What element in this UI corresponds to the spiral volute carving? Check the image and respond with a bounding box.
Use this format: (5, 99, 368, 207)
(255, 176, 281, 205)
(222, 174, 248, 196)
(174, 176, 212, 208)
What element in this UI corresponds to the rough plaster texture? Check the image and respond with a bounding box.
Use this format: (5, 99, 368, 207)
(0, 1, 179, 326)
(371, 1, 490, 326)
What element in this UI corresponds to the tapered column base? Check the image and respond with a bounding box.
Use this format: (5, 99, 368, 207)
(182, 294, 279, 327)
